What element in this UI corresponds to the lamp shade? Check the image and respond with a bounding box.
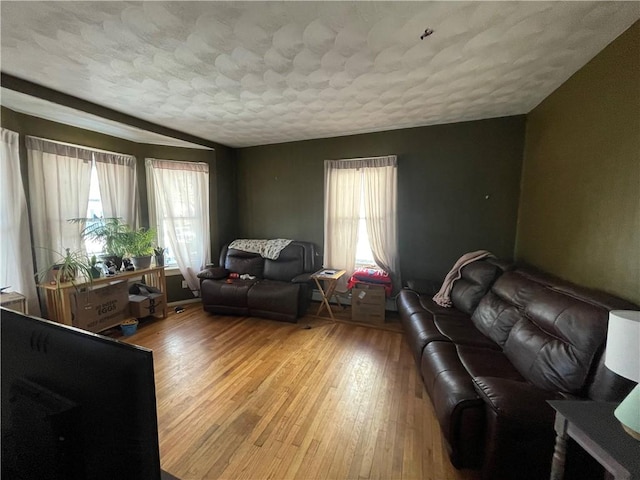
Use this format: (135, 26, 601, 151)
(605, 310, 640, 382)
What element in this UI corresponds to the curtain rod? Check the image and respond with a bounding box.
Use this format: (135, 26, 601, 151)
(25, 135, 134, 159)
(327, 154, 396, 162)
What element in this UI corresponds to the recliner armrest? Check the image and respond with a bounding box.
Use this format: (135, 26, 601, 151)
(197, 267, 230, 280)
(292, 272, 313, 284)
(472, 376, 558, 427)
(405, 279, 440, 296)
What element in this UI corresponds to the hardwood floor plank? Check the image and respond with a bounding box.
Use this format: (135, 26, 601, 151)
(113, 304, 480, 480)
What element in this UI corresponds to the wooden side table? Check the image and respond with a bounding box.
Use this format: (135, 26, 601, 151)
(548, 400, 640, 480)
(0, 291, 27, 314)
(310, 269, 346, 320)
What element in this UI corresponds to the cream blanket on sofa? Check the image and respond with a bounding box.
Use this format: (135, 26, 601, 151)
(228, 239, 293, 260)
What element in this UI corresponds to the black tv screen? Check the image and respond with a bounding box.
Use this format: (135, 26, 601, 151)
(1, 307, 162, 480)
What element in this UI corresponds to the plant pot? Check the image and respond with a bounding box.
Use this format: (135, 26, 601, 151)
(52, 264, 76, 283)
(100, 255, 123, 272)
(131, 255, 152, 270)
(154, 254, 165, 267)
(120, 319, 139, 336)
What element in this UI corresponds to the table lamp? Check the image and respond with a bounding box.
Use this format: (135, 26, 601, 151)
(605, 310, 640, 440)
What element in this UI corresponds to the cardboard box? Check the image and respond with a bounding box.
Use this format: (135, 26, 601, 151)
(70, 281, 130, 333)
(129, 292, 165, 318)
(352, 283, 386, 324)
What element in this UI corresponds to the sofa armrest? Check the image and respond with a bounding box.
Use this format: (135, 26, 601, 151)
(197, 266, 229, 280)
(405, 279, 440, 296)
(472, 376, 558, 428)
(292, 272, 313, 284)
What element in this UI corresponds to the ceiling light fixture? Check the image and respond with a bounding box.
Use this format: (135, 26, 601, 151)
(420, 28, 434, 40)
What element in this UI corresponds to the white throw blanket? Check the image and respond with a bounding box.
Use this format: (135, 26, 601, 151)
(432, 250, 495, 307)
(228, 239, 293, 260)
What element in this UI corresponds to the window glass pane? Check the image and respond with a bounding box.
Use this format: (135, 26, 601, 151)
(85, 163, 104, 256)
(355, 185, 376, 267)
(150, 164, 208, 269)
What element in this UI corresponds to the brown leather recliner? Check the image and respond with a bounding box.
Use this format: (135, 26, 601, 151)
(198, 241, 318, 323)
(397, 260, 637, 480)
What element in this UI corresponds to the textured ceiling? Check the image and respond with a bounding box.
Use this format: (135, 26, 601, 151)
(1, 1, 638, 148)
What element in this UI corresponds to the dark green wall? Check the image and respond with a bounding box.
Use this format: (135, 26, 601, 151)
(517, 21, 639, 304)
(1, 106, 238, 302)
(236, 116, 526, 282)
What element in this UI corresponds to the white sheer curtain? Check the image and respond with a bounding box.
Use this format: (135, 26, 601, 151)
(323, 161, 362, 292)
(362, 156, 401, 290)
(324, 155, 400, 292)
(26, 136, 92, 277)
(0, 129, 41, 315)
(146, 159, 210, 294)
(94, 152, 140, 228)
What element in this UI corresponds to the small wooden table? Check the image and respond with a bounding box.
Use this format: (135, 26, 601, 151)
(548, 400, 640, 480)
(310, 269, 346, 320)
(0, 291, 27, 314)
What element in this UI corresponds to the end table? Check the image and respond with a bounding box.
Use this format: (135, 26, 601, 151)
(310, 269, 346, 320)
(548, 400, 640, 479)
(0, 291, 27, 314)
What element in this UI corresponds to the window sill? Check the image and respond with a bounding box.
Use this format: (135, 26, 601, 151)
(164, 267, 182, 276)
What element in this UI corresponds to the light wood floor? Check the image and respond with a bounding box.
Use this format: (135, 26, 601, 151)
(114, 304, 480, 480)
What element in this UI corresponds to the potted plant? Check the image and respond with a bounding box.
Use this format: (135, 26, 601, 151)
(153, 246, 166, 267)
(123, 227, 157, 270)
(89, 255, 102, 279)
(37, 248, 95, 285)
(68, 217, 131, 271)
(35, 247, 97, 316)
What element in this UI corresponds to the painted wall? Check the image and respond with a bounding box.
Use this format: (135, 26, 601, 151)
(516, 21, 639, 304)
(236, 116, 526, 282)
(1, 107, 238, 302)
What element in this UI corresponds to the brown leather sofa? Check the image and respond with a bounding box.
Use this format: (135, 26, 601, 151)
(198, 241, 318, 323)
(397, 259, 637, 480)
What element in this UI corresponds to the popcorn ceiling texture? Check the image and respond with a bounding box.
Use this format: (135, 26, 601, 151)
(1, 1, 638, 148)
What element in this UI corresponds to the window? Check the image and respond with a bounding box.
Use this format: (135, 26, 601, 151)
(323, 155, 400, 291)
(146, 159, 210, 292)
(355, 187, 376, 267)
(26, 136, 139, 275)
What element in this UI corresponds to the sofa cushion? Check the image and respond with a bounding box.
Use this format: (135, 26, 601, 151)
(456, 345, 524, 381)
(419, 296, 466, 316)
(433, 316, 500, 350)
(470, 292, 521, 347)
(224, 249, 264, 278)
(450, 260, 504, 314)
(503, 287, 608, 394)
(263, 243, 306, 282)
(197, 267, 229, 280)
(470, 271, 547, 347)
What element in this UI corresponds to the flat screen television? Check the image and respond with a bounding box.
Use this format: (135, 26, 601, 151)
(1, 307, 162, 480)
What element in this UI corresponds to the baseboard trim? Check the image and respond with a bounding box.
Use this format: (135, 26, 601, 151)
(167, 298, 202, 307)
(311, 289, 397, 312)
